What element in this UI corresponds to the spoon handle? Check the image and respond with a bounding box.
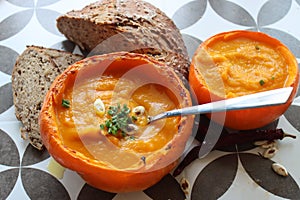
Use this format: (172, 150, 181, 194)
(148, 87, 293, 123)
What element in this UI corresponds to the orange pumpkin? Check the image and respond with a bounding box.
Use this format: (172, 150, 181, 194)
(39, 52, 194, 192)
(189, 30, 299, 130)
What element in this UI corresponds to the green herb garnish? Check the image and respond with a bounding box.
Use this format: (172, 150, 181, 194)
(131, 115, 138, 122)
(259, 79, 265, 86)
(100, 104, 133, 137)
(100, 124, 105, 130)
(62, 99, 70, 108)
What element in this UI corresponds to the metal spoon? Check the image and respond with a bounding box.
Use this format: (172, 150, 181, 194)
(147, 87, 293, 123)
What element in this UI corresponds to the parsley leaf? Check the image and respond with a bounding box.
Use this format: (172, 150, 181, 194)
(62, 99, 70, 108)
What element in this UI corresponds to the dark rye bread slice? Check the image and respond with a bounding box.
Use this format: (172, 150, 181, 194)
(56, 0, 190, 80)
(11, 46, 83, 150)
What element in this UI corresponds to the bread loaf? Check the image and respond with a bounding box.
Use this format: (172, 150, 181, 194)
(56, 0, 190, 80)
(11, 46, 83, 150)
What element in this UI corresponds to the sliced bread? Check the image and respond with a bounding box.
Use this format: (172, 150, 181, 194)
(11, 45, 83, 150)
(56, 0, 190, 80)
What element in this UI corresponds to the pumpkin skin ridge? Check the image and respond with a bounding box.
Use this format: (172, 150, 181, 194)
(189, 30, 299, 130)
(39, 52, 194, 193)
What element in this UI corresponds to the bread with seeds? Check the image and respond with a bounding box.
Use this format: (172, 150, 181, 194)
(11, 45, 83, 150)
(56, 0, 190, 80)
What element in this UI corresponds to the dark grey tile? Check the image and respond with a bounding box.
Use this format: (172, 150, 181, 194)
(21, 144, 49, 167)
(0, 129, 20, 166)
(77, 184, 116, 200)
(144, 174, 186, 200)
(0, 45, 19, 75)
(191, 154, 238, 200)
(0, 83, 13, 114)
(284, 105, 300, 132)
(0, 168, 19, 199)
(21, 168, 70, 200)
(240, 153, 300, 199)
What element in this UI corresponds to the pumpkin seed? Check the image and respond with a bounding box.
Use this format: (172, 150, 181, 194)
(272, 163, 288, 177)
(132, 106, 145, 116)
(262, 147, 278, 158)
(94, 98, 105, 116)
(180, 177, 190, 195)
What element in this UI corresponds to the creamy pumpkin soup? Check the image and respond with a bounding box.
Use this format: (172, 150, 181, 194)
(55, 66, 181, 170)
(194, 36, 296, 98)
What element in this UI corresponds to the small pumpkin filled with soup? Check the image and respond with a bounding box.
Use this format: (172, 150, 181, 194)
(39, 52, 194, 193)
(189, 30, 299, 130)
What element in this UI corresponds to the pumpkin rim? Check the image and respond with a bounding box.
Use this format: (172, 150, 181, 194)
(189, 30, 299, 130)
(39, 52, 194, 192)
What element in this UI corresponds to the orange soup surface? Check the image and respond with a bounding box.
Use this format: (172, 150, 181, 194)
(55, 71, 181, 170)
(195, 37, 293, 98)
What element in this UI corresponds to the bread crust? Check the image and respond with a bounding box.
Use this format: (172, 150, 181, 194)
(11, 46, 83, 150)
(56, 0, 190, 80)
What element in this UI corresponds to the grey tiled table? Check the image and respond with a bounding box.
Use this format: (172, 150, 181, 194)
(0, 0, 300, 199)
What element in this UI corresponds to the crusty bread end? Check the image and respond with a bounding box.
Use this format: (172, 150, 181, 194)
(57, 0, 190, 80)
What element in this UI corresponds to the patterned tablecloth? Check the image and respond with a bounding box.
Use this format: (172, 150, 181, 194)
(1, 0, 300, 199)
